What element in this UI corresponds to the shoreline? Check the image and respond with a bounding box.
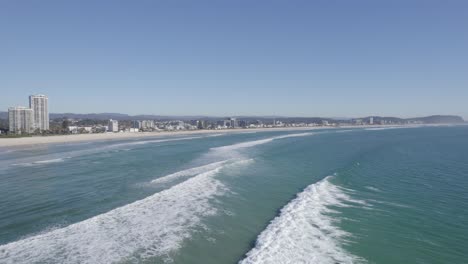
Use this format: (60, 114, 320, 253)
(0, 127, 318, 148)
(0, 124, 438, 148)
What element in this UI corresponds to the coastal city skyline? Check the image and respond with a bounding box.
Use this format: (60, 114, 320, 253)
(3, 92, 464, 135)
(3, 93, 467, 121)
(4, 93, 468, 119)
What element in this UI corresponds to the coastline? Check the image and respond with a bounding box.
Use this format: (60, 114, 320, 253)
(0, 127, 317, 148)
(0, 124, 426, 148)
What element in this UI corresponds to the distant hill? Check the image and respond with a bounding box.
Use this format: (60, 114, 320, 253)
(0, 111, 464, 124)
(406, 115, 465, 124)
(362, 115, 464, 124)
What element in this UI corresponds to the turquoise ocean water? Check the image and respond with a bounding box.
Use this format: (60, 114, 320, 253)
(0, 126, 467, 263)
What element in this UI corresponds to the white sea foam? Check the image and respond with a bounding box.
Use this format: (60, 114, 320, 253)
(367, 199, 412, 209)
(240, 176, 366, 264)
(112, 133, 223, 148)
(0, 158, 256, 264)
(12, 157, 71, 166)
(150, 160, 229, 184)
(365, 186, 382, 192)
(1, 155, 256, 263)
(212, 132, 314, 151)
(33, 157, 70, 164)
(227, 158, 255, 167)
(150, 159, 254, 186)
(273, 132, 314, 139)
(206, 133, 225, 137)
(108, 136, 202, 148)
(7, 136, 205, 168)
(364, 127, 402, 131)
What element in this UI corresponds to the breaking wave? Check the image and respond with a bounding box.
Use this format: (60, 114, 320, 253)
(108, 136, 203, 148)
(240, 176, 366, 264)
(1, 131, 314, 263)
(151, 160, 230, 184)
(0, 159, 253, 264)
(151, 158, 255, 186)
(212, 132, 314, 151)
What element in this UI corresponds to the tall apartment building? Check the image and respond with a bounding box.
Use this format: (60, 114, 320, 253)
(29, 94, 49, 131)
(8, 106, 34, 134)
(108, 119, 119, 132)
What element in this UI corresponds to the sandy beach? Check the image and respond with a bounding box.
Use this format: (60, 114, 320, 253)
(0, 127, 327, 148)
(0, 124, 427, 148)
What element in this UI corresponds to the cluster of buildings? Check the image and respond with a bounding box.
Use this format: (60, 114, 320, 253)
(132, 120, 155, 131)
(154, 118, 311, 130)
(63, 115, 389, 134)
(67, 119, 154, 134)
(8, 95, 49, 134)
(63, 117, 328, 134)
(68, 120, 120, 134)
(6, 94, 424, 135)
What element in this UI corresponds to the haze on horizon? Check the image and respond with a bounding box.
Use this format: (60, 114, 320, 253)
(1, 1, 467, 119)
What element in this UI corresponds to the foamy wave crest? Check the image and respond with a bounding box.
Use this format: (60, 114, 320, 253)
(240, 176, 366, 264)
(227, 158, 255, 167)
(0, 160, 255, 264)
(212, 132, 314, 151)
(34, 158, 70, 164)
(206, 133, 225, 137)
(365, 186, 382, 192)
(12, 157, 71, 166)
(364, 127, 402, 131)
(151, 159, 254, 185)
(109, 136, 202, 148)
(336, 129, 354, 133)
(151, 160, 229, 184)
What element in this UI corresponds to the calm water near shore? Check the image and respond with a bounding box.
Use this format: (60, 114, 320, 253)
(1, 126, 467, 263)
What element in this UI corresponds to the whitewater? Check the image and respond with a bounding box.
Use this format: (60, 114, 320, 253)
(240, 177, 367, 264)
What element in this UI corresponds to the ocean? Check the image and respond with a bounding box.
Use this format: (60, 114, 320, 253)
(0, 126, 467, 263)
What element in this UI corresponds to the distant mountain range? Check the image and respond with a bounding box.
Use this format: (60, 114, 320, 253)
(0, 112, 464, 124)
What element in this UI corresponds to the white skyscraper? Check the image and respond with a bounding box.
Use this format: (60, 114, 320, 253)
(8, 106, 34, 134)
(29, 94, 49, 131)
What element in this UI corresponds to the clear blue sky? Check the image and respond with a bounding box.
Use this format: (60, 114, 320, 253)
(1, 0, 467, 118)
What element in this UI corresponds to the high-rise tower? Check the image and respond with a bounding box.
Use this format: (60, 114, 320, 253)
(29, 94, 49, 131)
